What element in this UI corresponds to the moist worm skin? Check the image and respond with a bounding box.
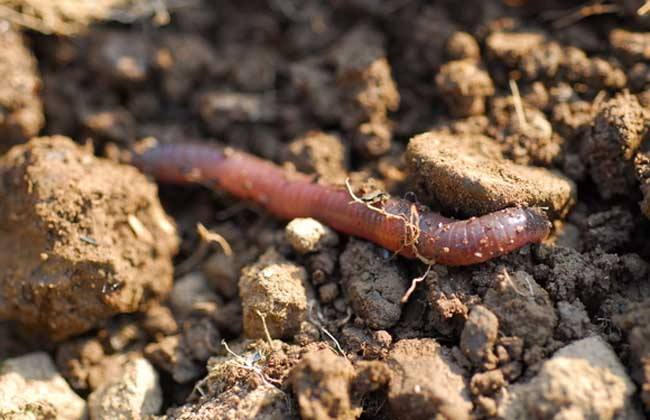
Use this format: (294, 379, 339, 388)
(132, 142, 550, 266)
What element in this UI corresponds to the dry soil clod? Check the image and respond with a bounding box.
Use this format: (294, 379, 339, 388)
(0, 136, 178, 339)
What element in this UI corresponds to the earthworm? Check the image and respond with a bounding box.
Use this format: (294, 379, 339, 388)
(131, 142, 550, 266)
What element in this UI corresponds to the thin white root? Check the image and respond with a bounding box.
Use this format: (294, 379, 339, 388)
(307, 301, 348, 359)
(256, 310, 275, 350)
(401, 264, 432, 303)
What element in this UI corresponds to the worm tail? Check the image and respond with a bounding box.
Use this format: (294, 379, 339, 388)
(416, 207, 550, 265)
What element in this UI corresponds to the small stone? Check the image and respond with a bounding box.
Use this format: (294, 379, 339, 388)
(0, 352, 86, 419)
(340, 239, 408, 329)
(406, 132, 576, 218)
(239, 249, 309, 339)
(88, 357, 162, 420)
(387, 339, 472, 420)
(460, 305, 499, 367)
(285, 218, 339, 254)
(291, 349, 360, 420)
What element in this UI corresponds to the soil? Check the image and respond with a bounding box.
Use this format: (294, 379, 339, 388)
(0, 0, 650, 418)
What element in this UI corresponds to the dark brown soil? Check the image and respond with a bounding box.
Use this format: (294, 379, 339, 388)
(1, 0, 650, 418)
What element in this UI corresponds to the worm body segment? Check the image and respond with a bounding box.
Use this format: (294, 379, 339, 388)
(132, 142, 550, 266)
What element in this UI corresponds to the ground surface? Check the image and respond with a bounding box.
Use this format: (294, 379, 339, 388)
(1, 1, 650, 419)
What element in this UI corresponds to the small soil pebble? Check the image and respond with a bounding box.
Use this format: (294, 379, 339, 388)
(290, 349, 360, 420)
(286, 217, 339, 254)
(610, 29, 650, 63)
(197, 91, 277, 134)
(332, 24, 400, 157)
(239, 249, 309, 339)
(406, 132, 576, 218)
(582, 93, 650, 199)
(283, 130, 348, 183)
(486, 32, 546, 69)
(460, 305, 499, 368)
(635, 142, 650, 218)
(435, 59, 495, 117)
(56, 340, 135, 392)
(500, 336, 639, 419)
(202, 252, 240, 299)
(0, 26, 44, 152)
(318, 282, 340, 304)
(88, 357, 162, 420)
(0, 352, 86, 419)
(387, 338, 472, 420)
(446, 31, 481, 61)
(556, 300, 592, 341)
(156, 32, 217, 102)
(81, 108, 136, 145)
(169, 272, 221, 317)
(483, 270, 557, 348)
(88, 29, 154, 85)
(0, 136, 178, 339)
(340, 239, 408, 330)
(144, 335, 202, 384)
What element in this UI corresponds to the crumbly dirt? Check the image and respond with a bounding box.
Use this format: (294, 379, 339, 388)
(0, 25, 44, 153)
(2, 0, 650, 418)
(0, 136, 178, 339)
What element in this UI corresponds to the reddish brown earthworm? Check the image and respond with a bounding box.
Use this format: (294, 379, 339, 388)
(131, 142, 550, 266)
